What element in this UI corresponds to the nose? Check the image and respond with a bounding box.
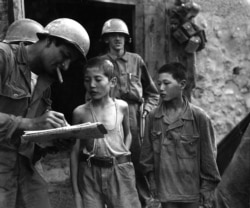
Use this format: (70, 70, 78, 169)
(90, 80, 96, 88)
(159, 83, 165, 91)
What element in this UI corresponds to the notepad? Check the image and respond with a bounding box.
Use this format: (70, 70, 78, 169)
(22, 122, 107, 143)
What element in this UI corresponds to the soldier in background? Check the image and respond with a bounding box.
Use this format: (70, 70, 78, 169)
(99, 18, 160, 208)
(3, 18, 44, 45)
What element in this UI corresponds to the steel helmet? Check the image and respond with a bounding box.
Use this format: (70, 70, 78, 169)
(3, 18, 44, 44)
(37, 18, 90, 60)
(101, 18, 130, 37)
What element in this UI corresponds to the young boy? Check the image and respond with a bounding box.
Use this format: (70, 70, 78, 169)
(140, 62, 221, 208)
(70, 57, 141, 208)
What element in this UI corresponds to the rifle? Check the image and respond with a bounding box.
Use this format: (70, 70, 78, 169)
(139, 98, 146, 143)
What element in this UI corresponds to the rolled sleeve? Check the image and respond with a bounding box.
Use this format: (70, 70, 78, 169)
(140, 60, 159, 112)
(0, 112, 22, 141)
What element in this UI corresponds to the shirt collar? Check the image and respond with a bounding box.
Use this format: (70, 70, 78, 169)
(107, 51, 128, 62)
(154, 96, 194, 121)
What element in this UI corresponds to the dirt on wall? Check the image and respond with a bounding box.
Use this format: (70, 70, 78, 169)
(193, 0, 250, 143)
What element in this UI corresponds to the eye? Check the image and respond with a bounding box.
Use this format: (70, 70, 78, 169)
(84, 77, 90, 82)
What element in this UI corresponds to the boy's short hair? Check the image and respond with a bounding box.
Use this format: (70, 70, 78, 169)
(85, 57, 115, 80)
(158, 62, 187, 82)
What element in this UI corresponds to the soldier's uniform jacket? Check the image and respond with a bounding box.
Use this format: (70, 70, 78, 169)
(0, 42, 52, 164)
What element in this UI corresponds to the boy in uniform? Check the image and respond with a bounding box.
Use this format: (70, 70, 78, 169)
(140, 62, 221, 208)
(70, 57, 141, 208)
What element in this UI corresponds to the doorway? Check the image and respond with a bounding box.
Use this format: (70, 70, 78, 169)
(24, 0, 135, 123)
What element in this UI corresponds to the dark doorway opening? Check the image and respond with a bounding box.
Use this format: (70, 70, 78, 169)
(24, 0, 135, 123)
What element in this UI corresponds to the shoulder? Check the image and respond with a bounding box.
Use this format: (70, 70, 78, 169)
(189, 103, 212, 122)
(72, 102, 91, 123)
(115, 98, 128, 108)
(115, 99, 129, 112)
(125, 52, 143, 60)
(73, 103, 90, 114)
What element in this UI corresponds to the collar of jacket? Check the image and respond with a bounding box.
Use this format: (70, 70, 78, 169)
(107, 51, 128, 62)
(14, 43, 54, 99)
(154, 96, 194, 121)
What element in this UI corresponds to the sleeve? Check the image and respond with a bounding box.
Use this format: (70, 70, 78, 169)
(0, 113, 23, 141)
(140, 112, 155, 175)
(140, 57, 159, 112)
(0, 47, 23, 141)
(199, 112, 221, 192)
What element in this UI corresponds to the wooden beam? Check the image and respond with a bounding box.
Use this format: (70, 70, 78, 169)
(90, 0, 136, 5)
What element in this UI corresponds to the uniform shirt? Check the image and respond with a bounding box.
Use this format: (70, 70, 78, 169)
(0, 42, 52, 160)
(140, 97, 221, 202)
(100, 52, 159, 112)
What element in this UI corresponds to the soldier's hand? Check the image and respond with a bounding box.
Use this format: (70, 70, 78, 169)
(20, 110, 69, 131)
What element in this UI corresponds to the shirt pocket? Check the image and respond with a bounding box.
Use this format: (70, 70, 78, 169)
(151, 131, 162, 154)
(119, 72, 142, 102)
(177, 135, 199, 159)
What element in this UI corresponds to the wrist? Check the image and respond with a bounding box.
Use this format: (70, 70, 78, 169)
(19, 118, 33, 131)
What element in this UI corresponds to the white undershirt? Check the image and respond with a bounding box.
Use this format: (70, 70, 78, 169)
(30, 72, 38, 96)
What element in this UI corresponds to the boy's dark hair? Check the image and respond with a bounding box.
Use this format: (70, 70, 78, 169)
(84, 56, 115, 80)
(158, 62, 187, 82)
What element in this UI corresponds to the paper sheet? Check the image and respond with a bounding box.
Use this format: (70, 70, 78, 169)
(22, 122, 107, 142)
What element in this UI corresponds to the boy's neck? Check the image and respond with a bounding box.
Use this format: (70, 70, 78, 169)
(91, 96, 114, 108)
(163, 96, 185, 111)
(162, 97, 186, 123)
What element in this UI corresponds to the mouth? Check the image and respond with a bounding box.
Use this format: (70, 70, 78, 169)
(89, 91, 98, 96)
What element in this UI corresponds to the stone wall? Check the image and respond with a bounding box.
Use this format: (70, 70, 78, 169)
(193, 0, 250, 143)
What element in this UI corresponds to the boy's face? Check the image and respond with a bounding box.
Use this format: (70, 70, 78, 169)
(107, 33, 125, 52)
(157, 72, 185, 102)
(84, 67, 114, 100)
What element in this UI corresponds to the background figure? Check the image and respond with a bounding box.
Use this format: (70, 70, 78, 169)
(99, 18, 160, 208)
(140, 62, 221, 208)
(3, 18, 44, 45)
(0, 18, 90, 208)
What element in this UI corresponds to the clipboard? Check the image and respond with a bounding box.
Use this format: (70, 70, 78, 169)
(22, 122, 107, 143)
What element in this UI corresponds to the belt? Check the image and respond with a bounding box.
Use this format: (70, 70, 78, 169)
(79, 153, 131, 168)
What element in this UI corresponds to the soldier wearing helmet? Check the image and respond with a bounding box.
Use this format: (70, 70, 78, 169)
(0, 18, 90, 208)
(3, 18, 44, 44)
(97, 18, 159, 208)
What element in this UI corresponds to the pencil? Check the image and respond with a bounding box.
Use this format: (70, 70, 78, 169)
(56, 67, 63, 83)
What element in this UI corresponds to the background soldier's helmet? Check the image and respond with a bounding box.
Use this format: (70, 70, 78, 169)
(37, 18, 90, 60)
(101, 18, 130, 37)
(3, 18, 44, 44)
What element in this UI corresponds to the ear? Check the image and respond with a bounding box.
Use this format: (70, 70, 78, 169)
(103, 36, 109, 44)
(179, 80, 187, 90)
(45, 37, 53, 47)
(110, 77, 117, 87)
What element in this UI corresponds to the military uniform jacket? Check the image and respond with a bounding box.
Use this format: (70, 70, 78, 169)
(0, 42, 52, 163)
(140, 98, 221, 202)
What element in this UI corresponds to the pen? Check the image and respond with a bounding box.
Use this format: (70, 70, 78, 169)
(56, 67, 63, 83)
